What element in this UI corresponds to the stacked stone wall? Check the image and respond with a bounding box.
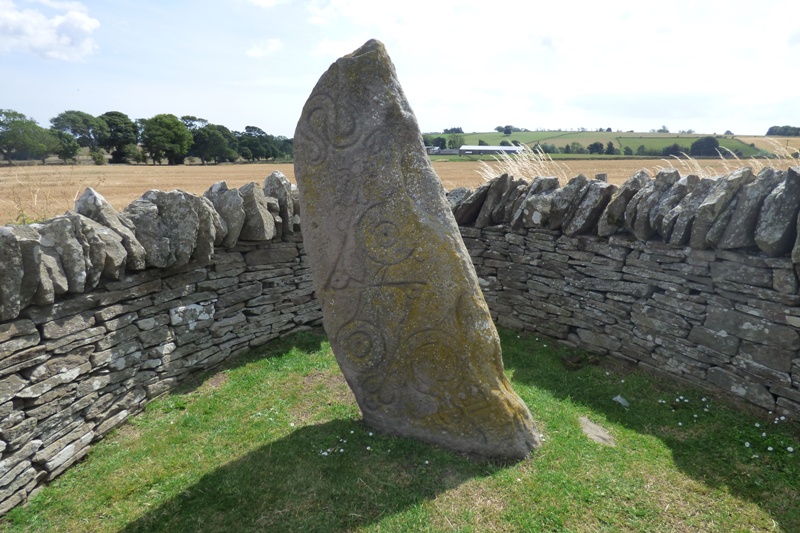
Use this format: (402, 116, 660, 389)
(452, 165, 800, 431)
(0, 174, 321, 514)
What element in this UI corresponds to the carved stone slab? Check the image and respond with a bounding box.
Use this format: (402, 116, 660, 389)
(294, 39, 539, 459)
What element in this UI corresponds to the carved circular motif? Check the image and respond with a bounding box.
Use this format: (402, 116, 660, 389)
(356, 203, 415, 265)
(336, 320, 384, 372)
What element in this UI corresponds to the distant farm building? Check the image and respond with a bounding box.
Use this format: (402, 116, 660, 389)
(458, 145, 525, 156)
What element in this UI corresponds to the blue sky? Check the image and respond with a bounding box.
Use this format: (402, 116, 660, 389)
(2, 0, 799, 137)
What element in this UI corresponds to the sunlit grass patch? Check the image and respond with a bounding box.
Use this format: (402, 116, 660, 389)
(3, 329, 798, 532)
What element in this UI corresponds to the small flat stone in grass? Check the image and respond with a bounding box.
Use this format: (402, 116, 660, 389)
(579, 416, 616, 447)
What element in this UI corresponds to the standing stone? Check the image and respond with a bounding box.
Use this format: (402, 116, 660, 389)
(294, 39, 539, 459)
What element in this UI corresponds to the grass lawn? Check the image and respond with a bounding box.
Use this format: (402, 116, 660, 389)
(3, 329, 798, 532)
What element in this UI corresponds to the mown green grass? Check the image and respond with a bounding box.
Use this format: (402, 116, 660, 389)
(3, 329, 798, 532)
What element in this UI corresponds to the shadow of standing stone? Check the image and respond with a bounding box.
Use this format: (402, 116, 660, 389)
(294, 39, 539, 459)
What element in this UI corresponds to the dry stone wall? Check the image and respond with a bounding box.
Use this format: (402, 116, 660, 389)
(451, 166, 800, 425)
(3, 162, 800, 515)
(0, 173, 321, 515)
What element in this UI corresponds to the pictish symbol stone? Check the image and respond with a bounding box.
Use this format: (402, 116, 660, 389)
(294, 39, 540, 459)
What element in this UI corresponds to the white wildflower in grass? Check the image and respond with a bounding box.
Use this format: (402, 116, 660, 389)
(290, 422, 295, 427)
(424, 460, 429, 465)
(752, 454, 759, 459)
(745, 442, 751, 448)
(339, 448, 344, 453)
(781, 416, 786, 421)
(621, 380, 625, 383)
(755, 423, 760, 428)
(762, 432, 767, 437)
(768, 447, 774, 452)
(704, 408, 709, 412)
(366, 446, 371, 451)
(369, 432, 373, 436)
(678, 422, 683, 426)
(702, 397, 707, 402)
(350, 430, 354, 434)
(788, 447, 794, 453)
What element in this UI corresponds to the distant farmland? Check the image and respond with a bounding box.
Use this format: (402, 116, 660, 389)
(449, 130, 763, 157)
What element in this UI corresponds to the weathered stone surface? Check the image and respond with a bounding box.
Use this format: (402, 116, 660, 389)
(453, 182, 490, 226)
(31, 216, 87, 294)
(705, 307, 800, 349)
(67, 212, 127, 287)
(238, 182, 276, 241)
(491, 178, 527, 225)
(718, 167, 783, 249)
(630, 169, 681, 242)
(264, 171, 295, 239)
(0, 226, 36, 321)
(294, 39, 539, 459)
(549, 175, 589, 231)
(707, 367, 776, 410)
(509, 176, 560, 230)
(654, 174, 698, 239)
(74, 187, 146, 270)
(667, 177, 715, 245)
(475, 174, 512, 229)
(446, 187, 470, 209)
(124, 190, 200, 268)
(756, 167, 800, 256)
(690, 167, 754, 249)
(597, 169, 651, 237)
(204, 181, 245, 248)
(563, 181, 616, 237)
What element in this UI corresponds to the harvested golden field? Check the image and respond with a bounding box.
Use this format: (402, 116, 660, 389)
(736, 135, 800, 154)
(0, 158, 780, 224)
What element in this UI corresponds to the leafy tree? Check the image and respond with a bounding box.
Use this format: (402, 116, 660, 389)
(0, 109, 56, 163)
(494, 126, 504, 133)
(690, 136, 720, 157)
(447, 133, 465, 149)
(623, 146, 633, 156)
(181, 116, 209, 132)
(657, 125, 670, 133)
(766, 125, 800, 136)
(139, 114, 193, 165)
(563, 144, 571, 154)
(605, 141, 617, 155)
(587, 141, 605, 154)
(606, 127, 612, 132)
(661, 143, 688, 157)
(503, 125, 513, 135)
(192, 125, 237, 164)
(50, 110, 109, 149)
(443, 127, 463, 134)
(724, 130, 733, 136)
(98, 111, 138, 163)
(569, 142, 587, 154)
(478, 139, 488, 146)
(636, 145, 647, 156)
(430, 136, 447, 149)
(53, 130, 80, 163)
(499, 140, 512, 147)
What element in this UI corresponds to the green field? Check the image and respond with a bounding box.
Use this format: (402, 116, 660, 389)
(440, 131, 762, 157)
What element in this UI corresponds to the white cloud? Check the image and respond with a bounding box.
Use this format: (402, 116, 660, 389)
(0, 0, 99, 61)
(246, 38, 283, 58)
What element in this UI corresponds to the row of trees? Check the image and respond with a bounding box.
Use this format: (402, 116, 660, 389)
(766, 125, 800, 136)
(0, 109, 292, 165)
